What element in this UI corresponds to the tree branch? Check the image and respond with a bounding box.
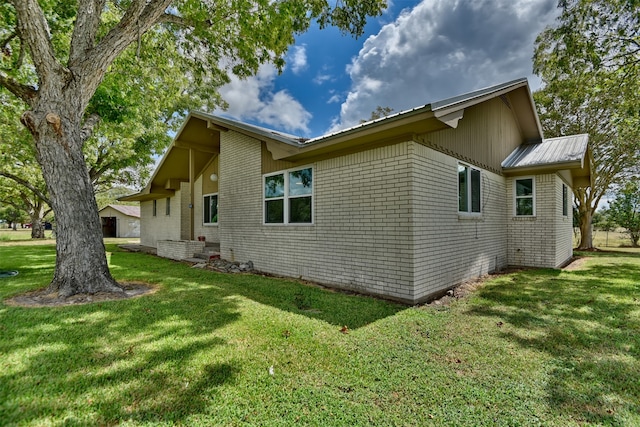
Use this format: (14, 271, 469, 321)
(0, 72, 38, 105)
(78, 0, 173, 106)
(0, 30, 18, 51)
(0, 171, 51, 205)
(80, 113, 101, 143)
(70, 0, 108, 65)
(9, 0, 67, 85)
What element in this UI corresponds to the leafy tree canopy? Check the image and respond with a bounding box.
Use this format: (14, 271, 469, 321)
(533, 0, 640, 249)
(0, 0, 387, 297)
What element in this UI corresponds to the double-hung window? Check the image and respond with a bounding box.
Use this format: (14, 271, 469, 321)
(203, 194, 218, 225)
(458, 163, 481, 214)
(264, 167, 313, 224)
(515, 178, 535, 216)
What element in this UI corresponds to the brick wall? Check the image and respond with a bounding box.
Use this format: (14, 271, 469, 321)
(411, 142, 508, 301)
(218, 131, 417, 302)
(140, 195, 182, 247)
(157, 239, 205, 260)
(507, 173, 573, 267)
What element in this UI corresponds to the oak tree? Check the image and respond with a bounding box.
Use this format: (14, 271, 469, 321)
(533, 0, 640, 249)
(0, 0, 386, 297)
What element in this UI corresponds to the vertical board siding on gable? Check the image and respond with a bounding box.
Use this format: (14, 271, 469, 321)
(410, 142, 508, 301)
(417, 98, 522, 173)
(219, 131, 417, 302)
(139, 193, 183, 247)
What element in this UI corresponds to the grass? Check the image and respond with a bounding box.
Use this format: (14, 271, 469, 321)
(0, 243, 639, 426)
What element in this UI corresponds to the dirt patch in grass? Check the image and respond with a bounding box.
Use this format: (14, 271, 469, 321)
(425, 267, 529, 307)
(562, 256, 590, 271)
(4, 282, 157, 308)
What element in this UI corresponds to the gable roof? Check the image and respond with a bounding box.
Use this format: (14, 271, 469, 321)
(100, 204, 140, 218)
(197, 78, 543, 162)
(122, 78, 588, 201)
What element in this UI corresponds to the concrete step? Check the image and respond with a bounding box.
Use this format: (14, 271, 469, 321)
(193, 251, 221, 261)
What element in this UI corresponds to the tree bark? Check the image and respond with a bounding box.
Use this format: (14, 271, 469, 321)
(577, 206, 594, 250)
(24, 88, 123, 297)
(29, 216, 45, 239)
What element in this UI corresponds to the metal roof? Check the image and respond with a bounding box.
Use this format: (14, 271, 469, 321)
(101, 204, 141, 218)
(196, 78, 536, 147)
(502, 134, 589, 170)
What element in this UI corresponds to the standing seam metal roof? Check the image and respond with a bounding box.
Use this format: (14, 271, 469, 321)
(501, 134, 589, 169)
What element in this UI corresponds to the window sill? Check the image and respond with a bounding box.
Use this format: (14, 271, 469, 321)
(203, 223, 218, 227)
(458, 214, 483, 221)
(512, 216, 537, 221)
(263, 223, 315, 227)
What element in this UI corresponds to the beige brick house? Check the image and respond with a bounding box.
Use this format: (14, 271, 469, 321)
(122, 78, 592, 303)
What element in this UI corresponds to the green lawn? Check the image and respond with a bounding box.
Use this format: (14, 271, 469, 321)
(1, 244, 638, 426)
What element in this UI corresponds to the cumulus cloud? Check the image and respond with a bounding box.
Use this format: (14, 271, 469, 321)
(329, 0, 557, 132)
(217, 64, 312, 134)
(290, 45, 308, 75)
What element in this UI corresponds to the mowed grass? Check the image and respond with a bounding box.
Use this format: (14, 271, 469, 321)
(0, 243, 638, 426)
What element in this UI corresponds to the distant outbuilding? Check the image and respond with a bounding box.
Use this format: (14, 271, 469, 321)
(98, 204, 140, 238)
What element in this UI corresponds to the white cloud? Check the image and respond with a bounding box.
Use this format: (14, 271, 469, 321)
(217, 64, 311, 134)
(290, 45, 308, 75)
(329, 0, 558, 133)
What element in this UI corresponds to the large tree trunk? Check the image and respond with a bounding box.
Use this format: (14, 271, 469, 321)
(575, 187, 596, 250)
(22, 89, 123, 297)
(577, 207, 594, 250)
(29, 215, 45, 239)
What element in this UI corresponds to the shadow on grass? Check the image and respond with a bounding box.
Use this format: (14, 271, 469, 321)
(0, 244, 405, 425)
(106, 247, 406, 330)
(466, 258, 640, 425)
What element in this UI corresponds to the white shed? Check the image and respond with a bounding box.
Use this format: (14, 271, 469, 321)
(99, 205, 140, 238)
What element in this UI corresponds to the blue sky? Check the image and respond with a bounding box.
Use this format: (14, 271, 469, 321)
(215, 0, 559, 138)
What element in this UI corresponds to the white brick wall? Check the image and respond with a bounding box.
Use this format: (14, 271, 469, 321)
(411, 143, 508, 301)
(140, 195, 182, 247)
(157, 239, 205, 260)
(507, 174, 573, 267)
(140, 128, 574, 302)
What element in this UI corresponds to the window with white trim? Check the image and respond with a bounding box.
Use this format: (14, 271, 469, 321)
(264, 167, 313, 224)
(458, 163, 481, 214)
(562, 184, 569, 217)
(203, 193, 218, 224)
(515, 178, 535, 216)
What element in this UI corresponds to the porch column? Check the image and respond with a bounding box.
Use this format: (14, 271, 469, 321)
(189, 148, 195, 240)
